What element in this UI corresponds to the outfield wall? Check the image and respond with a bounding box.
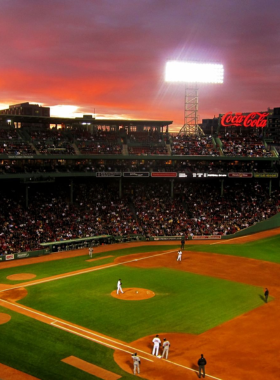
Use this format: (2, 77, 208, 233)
(222, 212, 280, 239)
(0, 249, 46, 262)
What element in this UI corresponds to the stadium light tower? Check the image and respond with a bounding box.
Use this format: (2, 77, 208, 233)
(165, 61, 224, 135)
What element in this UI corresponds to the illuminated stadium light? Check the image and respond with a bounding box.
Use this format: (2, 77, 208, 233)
(165, 61, 224, 84)
(165, 60, 224, 135)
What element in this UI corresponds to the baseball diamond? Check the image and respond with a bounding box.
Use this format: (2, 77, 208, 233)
(0, 230, 280, 379)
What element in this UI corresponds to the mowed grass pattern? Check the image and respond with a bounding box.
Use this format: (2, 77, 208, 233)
(20, 265, 264, 341)
(187, 234, 280, 263)
(0, 245, 178, 284)
(0, 306, 135, 380)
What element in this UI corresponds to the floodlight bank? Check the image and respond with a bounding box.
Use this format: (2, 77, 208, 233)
(165, 61, 224, 83)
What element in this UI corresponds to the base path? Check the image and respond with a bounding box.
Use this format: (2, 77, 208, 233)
(62, 356, 121, 380)
(0, 363, 40, 380)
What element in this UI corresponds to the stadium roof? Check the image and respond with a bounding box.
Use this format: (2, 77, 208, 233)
(0, 114, 173, 127)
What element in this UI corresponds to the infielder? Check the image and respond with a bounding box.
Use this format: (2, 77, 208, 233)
(177, 249, 182, 261)
(131, 353, 141, 374)
(152, 335, 161, 356)
(162, 338, 171, 359)
(117, 279, 124, 294)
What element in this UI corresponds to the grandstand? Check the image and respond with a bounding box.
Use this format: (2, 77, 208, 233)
(1, 103, 280, 259)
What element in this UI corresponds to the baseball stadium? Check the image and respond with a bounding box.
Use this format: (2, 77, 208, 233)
(0, 103, 280, 379)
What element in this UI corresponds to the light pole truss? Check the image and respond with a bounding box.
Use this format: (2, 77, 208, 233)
(179, 83, 200, 135)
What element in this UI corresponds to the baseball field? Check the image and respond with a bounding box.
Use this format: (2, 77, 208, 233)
(0, 229, 280, 379)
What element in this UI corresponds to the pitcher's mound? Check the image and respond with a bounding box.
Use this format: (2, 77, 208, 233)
(7, 273, 36, 281)
(0, 313, 11, 324)
(111, 288, 155, 300)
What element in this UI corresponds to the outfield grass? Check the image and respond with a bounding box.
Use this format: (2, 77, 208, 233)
(0, 305, 135, 380)
(0, 245, 178, 284)
(20, 265, 264, 341)
(187, 235, 280, 263)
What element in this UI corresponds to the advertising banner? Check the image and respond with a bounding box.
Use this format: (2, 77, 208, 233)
(254, 173, 278, 178)
(192, 235, 221, 240)
(191, 173, 227, 178)
(123, 172, 150, 177)
(221, 112, 268, 128)
(5, 254, 15, 260)
(151, 172, 177, 178)
(16, 253, 30, 259)
(153, 236, 182, 241)
(228, 173, 253, 178)
(96, 172, 122, 177)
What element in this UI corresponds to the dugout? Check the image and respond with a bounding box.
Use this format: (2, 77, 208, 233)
(40, 235, 113, 253)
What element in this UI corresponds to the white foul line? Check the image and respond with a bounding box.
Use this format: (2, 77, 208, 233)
(0, 298, 222, 378)
(0, 298, 151, 363)
(210, 235, 250, 245)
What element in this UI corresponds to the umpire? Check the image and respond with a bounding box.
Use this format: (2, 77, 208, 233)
(264, 288, 269, 303)
(181, 235, 185, 250)
(198, 354, 207, 378)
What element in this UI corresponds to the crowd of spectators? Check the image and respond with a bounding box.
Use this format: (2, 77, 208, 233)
(0, 128, 20, 140)
(0, 127, 276, 157)
(77, 141, 122, 155)
(127, 131, 163, 144)
(1, 180, 279, 255)
(221, 133, 273, 157)
(171, 135, 219, 156)
(128, 145, 169, 155)
(127, 131, 168, 155)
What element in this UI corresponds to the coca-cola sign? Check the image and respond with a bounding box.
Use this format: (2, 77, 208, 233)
(221, 112, 268, 128)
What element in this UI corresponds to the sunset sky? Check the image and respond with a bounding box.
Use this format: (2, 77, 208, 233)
(1, 0, 280, 132)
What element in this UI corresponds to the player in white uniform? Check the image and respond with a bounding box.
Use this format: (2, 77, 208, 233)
(89, 247, 93, 258)
(162, 338, 171, 359)
(131, 353, 141, 374)
(152, 335, 161, 356)
(117, 279, 124, 294)
(177, 249, 182, 261)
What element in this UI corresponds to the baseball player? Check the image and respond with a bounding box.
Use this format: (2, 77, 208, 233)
(152, 335, 161, 356)
(162, 338, 171, 359)
(89, 246, 93, 258)
(177, 249, 182, 261)
(117, 279, 124, 294)
(131, 353, 141, 374)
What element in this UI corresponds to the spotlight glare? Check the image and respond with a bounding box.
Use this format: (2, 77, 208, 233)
(165, 61, 224, 84)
